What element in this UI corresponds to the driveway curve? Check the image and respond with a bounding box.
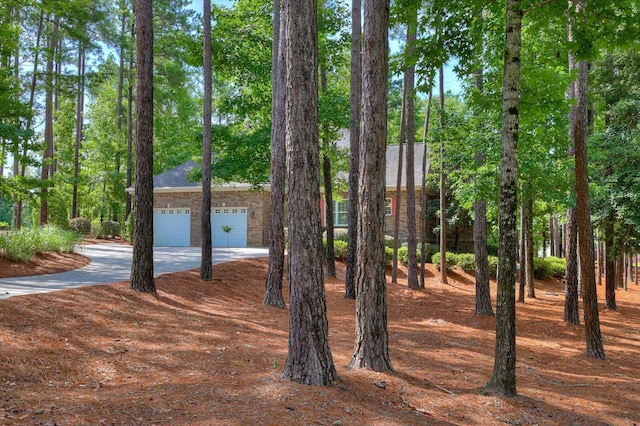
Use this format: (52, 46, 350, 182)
(0, 244, 268, 299)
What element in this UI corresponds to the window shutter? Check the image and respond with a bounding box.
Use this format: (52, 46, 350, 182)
(391, 197, 397, 216)
(320, 198, 325, 226)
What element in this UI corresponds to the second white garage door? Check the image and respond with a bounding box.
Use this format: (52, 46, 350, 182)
(211, 207, 247, 247)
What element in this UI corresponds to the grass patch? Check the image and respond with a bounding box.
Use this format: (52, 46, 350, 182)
(0, 226, 81, 262)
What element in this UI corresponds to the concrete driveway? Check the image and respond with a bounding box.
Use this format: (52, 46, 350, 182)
(0, 243, 268, 299)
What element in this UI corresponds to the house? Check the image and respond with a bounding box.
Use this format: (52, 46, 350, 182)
(143, 143, 472, 251)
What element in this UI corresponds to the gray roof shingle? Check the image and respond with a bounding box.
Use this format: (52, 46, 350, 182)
(151, 143, 430, 190)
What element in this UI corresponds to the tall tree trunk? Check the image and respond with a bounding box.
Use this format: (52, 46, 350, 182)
(564, 208, 580, 324)
(564, 14, 580, 323)
(349, 0, 392, 372)
(626, 253, 631, 291)
(391, 86, 405, 284)
(130, 0, 155, 294)
(518, 199, 525, 303)
(320, 64, 336, 279)
(14, 11, 44, 229)
(264, 0, 287, 307)
(323, 153, 336, 278)
(474, 189, 492, 315)
(404, 8, 419, 290)
(597, 239, 603, 286)
(344, 0, 361, 299)
(72, 42, 85, 219)
(113, 10, 126, 218)
(615, 251, 623, 288)
(200, 0, 213, 281)
(525, 196, 535, 298)
(549, 213, 555, 257)
(438, 65, 448, 284)
(283, 0, 336, 386)
(125, 24, 134, 222)
(572, 2, 604, 360)
(555, 215, 562, 257)
(604, 218, 616, 309)
(420, 89, 433, 289)
(40, 14, 60, 226)
(485, 0, 522, 397)
(473, 63, 492, 314)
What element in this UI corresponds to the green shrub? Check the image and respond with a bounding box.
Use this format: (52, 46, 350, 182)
(384, 234, 395, 249)
(69, 217, 91, 235)
(420, 243, 440, 263)
(333, 240, 348, 260)
(533, 256, 566, 279)
(396, 244, 439, 266)
(432, 252, 459, 269)
(545, 256, 566, 278)
(333, 228, 349, 242)
(456, 253, 476, 272)
(397, 246, 409, 265)
(384, 246, 394, 268)
(100, 220, 121, 238)
(533, 257, 554, 279)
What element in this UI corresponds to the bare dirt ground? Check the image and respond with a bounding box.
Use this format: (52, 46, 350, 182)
(1, 252, 639, 425)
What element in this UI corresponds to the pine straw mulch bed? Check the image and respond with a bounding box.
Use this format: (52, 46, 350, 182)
(1, 256, 639, 425)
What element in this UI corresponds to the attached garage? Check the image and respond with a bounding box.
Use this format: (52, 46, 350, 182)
(153, 208, 191, 247)
(212, 207, 247, 247)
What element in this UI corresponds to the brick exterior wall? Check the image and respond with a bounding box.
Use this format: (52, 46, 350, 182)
(385, 189, 473, 253)
(154, 189, 269, 247)
(155, 187, 473, 252)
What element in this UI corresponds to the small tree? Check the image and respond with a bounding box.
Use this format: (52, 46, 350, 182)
(221, 225, 232, 261)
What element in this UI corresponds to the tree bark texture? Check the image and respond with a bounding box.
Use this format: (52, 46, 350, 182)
(518, 200, 525, 303)
(72, 43, 85, 219)
(438, 65, 448, 285)
(40, 14, 59, 226)
(264, 0, 287, 307)
(615, 251, 623, 289)
(485, 0, 521, 398)
(391, 87, 405, 284)
(474, 197, 493, 315)
(604, 230, 618, 311)
(130, 0, 155, 294)
(349, 0, 392, 373)
(420, 89, 433, 289)
(571, 21, 605, 358)
(283, 0, 337, 386)
(13, 11, 43, 229)
(525, 197, 535, 298)
(200, 0, 213, 281)
(473, 66, 492, 315)
(125, 29, 134, 222)
(323, 154, 336, 278)
(597, 240, 603, 286)
(345, 0, 361, 300)
(404, 11, 419, 290)
(565, 207, 580, 324)
(564, 15, 580, 323)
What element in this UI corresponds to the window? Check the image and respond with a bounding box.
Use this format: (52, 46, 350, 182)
(385, 198, 393, 216)
(333, 200, 349, 227)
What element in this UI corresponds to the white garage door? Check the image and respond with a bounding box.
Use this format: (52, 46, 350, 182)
(153, 208, 191, 246)
(211, 207, 247, 247)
